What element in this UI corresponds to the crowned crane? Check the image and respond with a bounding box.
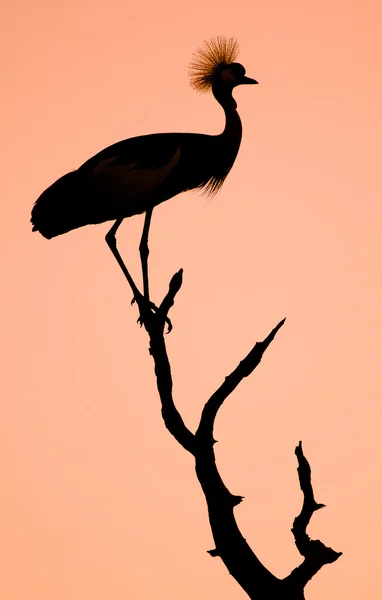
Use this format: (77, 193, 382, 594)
(31, 36, 257, 308)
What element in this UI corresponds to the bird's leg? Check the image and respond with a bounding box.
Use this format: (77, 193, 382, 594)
(105, 218, 142, 301)
(139, 207, 153, 302)
(106, 217, 166, 328)
(138, 208, 173, 329)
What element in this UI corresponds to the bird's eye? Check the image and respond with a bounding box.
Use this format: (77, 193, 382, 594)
(220, 67, 237, 84)
(230, 63, 245, 78)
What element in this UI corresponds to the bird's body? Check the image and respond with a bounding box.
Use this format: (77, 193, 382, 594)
(32, 91, 244, 239)
(31, 36, 257, 308)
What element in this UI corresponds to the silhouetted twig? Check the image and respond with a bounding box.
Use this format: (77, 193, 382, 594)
(283, 442, 342, 590)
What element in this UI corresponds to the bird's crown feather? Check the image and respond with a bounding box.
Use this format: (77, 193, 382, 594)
(188, 36, 240, 93)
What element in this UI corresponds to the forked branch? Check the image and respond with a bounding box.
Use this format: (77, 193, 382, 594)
(127, 270, 341, 599)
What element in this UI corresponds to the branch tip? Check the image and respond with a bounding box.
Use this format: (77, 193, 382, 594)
(169, 269, 183, 293)
(266, 317, 286, 341)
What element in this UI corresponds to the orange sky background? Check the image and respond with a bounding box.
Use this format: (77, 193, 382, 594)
(1, 0, 381, 598)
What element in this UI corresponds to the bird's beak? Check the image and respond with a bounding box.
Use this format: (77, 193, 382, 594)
(242, 76, 258, 85)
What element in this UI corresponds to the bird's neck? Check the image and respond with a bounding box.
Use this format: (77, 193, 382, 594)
(213, 87, 243, 151)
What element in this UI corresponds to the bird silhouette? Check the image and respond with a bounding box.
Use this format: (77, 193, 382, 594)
(31, 36, 257, 307)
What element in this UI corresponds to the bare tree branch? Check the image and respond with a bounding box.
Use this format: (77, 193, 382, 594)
(193, 320, 286, 598)
(138, 269, 196, 454)
(284, 442, 342, 590)
(196, 318, 285, 443)
(128, 271, 341, 599)
(293, 440, 326, 554)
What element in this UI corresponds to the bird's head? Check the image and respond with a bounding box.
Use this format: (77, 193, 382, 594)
(217, 62, 258, 89)
(188, 37, 257, 95)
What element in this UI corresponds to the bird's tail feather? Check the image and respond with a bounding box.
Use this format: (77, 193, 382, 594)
(31, 171, 109, 239)
(31, 171, 87, 239)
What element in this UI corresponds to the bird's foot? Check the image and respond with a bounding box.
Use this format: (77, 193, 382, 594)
(131, 294, 172, 333)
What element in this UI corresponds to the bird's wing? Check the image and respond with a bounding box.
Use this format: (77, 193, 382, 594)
(77, 133, 185, 218)
(79, 133, 184, 173)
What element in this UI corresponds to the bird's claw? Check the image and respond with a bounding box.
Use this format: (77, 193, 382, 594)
(132, 294, 173, 333)
(164, 316, 173, 334)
